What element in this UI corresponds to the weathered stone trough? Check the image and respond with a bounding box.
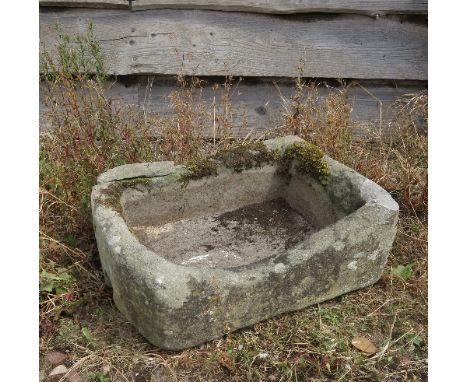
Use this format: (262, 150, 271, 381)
(91, 136, 398, 350)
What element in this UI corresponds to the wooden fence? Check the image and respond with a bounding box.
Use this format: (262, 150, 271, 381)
(39, 0, 428, 136)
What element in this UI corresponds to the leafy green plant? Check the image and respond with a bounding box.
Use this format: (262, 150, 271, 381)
(40, 263, 75, 295)
(412, 334, 423, 347)
(82, 326, 96, 347)
(57, 318, 81, 344)
(410, 218, 421, 235)
(93, 373, 110, 382)
(392, 263, 414, 280)
(318, 307, 343, 327)
(40, 22, 105, 83)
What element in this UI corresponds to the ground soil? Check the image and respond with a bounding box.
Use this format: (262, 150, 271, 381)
(132, 198, 315, 268)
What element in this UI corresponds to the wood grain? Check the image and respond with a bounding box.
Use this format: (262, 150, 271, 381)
(40, 0, 129, 8)
(131, 1, 428, 16)
(40, 9, 427, 79)
(40, 77, 427, 137)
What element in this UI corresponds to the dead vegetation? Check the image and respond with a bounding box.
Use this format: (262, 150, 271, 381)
(39, 27, 427, 381)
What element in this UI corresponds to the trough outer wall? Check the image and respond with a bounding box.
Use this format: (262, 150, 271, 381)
(91, 136, 398, 350)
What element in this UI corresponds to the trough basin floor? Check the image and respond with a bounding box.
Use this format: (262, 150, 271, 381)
(131, 198, 316, 269)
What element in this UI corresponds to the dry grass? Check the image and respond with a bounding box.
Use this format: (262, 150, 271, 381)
(39, 27, 427, 382)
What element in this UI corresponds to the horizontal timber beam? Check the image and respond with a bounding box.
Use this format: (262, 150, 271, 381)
(40, 9, 427, 80)
(39, 1, 428, 16)
(40, 0, 129, 9)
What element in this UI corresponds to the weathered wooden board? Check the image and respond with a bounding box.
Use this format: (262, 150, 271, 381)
(40, 9, 427, 80)
(40, 77, 427, 138)
(39, 0, 129, 8)
(131, 1, 428, 16)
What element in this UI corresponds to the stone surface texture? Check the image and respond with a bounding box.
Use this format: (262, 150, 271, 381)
(91, 136, 398, 350)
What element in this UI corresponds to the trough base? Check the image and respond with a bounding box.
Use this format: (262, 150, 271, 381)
(132, 198, 316, 269)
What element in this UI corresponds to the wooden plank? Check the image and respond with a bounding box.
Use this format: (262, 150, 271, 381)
(40, 9, 427, 80)
(39, 0, 129, 8)
(131, 1, 428, 16)
(40, 77, 427, 138)
(39, 0, 428, 15)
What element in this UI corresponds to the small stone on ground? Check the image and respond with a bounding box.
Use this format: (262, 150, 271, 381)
(49, 364, 68, 377)
(66, 369, 83, 382)
(45, 351, 67, 366)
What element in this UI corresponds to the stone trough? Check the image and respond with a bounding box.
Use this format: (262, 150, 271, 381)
(91, 136, 398, 350)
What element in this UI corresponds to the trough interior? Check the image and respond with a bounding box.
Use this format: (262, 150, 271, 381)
(120, 167, 357, 269)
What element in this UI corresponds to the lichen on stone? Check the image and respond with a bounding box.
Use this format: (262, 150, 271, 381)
(97, 178, 153, 214)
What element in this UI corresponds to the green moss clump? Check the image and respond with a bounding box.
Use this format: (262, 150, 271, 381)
(179, 142, 279, 186)
(280, 142, 330, 182)
(179, 158, 218, 186)
(178, 141, 329, 186)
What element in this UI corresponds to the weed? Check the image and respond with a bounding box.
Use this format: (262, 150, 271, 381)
(275, 75, 353, 162)
(179, 157, 218, 185)
(82, 327, 96, 348)
(40, 262, 75, 295)
(92, 373, 111, 382)
(39, 260, 81, 320)
(318, 306, 344, 327)
(156, 75, 240, 163)
(40, 24, 156, 239)
(39, 24, 156, 344)
(392, 264, 414, 280)
(57, 318, 81, 345)
(96, 178, 154, 214)
(40, 22, 105, 83)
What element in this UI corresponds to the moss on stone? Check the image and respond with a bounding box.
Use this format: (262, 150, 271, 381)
(179, 142, 280, 186)
(214, 141, 280, 172)
(99, 142, 329, 203)
(179, 158, 218, 186)
(178, 141, 329, 186)
(279, 141, 330, 182)
(97, 178, 153, 214)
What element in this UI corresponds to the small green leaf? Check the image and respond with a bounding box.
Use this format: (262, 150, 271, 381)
(40, 282, 55, 293)
(82, 327, 95, 345)
(57, 271, 73, 282)
(56, 286, 68, 294)
(93, 373, 110, 382)
(40, 270, 60, 281)
(392, 264, 414, 280)
(410, 221, 420, 235)
(412, 335, 423, 347)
